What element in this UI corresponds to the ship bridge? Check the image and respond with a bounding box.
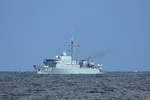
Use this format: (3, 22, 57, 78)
(43, 52, 78, 67)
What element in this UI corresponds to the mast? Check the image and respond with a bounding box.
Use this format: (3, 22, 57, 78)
(70, 32, 79, 64)
(71, 33, 74, 64)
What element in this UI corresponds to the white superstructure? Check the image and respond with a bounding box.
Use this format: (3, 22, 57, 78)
(33, 37, 104, 74)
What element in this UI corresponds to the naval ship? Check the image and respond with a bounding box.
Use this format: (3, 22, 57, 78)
(33, 37, 104, 74)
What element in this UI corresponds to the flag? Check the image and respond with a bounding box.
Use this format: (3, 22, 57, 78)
(76, 45, 80, 48)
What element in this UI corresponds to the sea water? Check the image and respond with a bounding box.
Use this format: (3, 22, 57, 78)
(0, 72, 150, 100)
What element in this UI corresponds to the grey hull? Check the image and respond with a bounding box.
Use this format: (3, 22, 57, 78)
(34, 66, 104, 74)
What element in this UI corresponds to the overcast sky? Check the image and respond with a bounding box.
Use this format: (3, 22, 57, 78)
(0, 0, 150, 71)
